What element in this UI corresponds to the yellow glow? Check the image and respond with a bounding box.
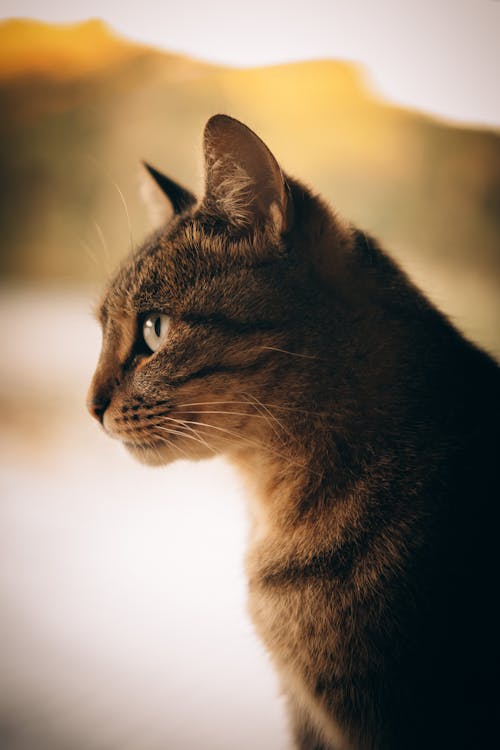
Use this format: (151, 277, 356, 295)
(0, 18, 148, 78)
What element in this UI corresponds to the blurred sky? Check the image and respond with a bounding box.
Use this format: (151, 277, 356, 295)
(1, 0, 500, 127)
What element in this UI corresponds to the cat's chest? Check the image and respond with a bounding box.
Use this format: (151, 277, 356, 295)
(246, 575, 356, 750)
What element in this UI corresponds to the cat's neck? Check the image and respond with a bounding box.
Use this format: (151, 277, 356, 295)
(227, 272, 454, 575)
(230, 413, 373, 563)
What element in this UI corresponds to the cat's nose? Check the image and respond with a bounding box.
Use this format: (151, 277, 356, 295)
(87, 395, 110, 424)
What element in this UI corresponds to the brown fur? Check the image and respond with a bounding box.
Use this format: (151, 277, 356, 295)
(88, 115, 500, 749)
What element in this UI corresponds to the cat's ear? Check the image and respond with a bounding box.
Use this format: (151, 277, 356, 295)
(141, 162, 197, 224)
(202, 114, 292, 234)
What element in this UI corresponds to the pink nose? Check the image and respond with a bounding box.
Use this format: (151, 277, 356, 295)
(87, 396, 110, 424)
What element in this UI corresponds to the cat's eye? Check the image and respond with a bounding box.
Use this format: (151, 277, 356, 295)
(142, 313, 171, 353)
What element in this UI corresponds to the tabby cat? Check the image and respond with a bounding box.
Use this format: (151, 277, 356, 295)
(87, 114, 500, 749)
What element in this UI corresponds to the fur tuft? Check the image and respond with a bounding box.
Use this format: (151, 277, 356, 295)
(206, 152, 255, 227)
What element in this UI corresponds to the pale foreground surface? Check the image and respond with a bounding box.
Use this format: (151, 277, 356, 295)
(0, 272, 498, 750)
(0, 285, 288, 750)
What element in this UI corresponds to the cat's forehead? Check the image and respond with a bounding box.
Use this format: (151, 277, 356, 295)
(99, 217, 257, 320)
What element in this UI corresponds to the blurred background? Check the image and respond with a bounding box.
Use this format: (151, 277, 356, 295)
(1, 2, 499, 749)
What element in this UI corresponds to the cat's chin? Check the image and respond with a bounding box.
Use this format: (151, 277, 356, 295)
(124, 442, 176, 467)
(123, 440, 211, 466)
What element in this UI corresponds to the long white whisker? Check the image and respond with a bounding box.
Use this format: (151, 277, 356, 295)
(140, 435, 178, 461)
(179, 419, 315, 473)
(84, 154, 134, 253)
(242, 392, 289, 439)
(175, 409, 268, 420)
(152, 426, 199, 459)
(154, 423, 217, 456)
(175, 400, 324, 416)
(161, 415, 220, 451)
(111, 178, 133, 252)
(157, 422, 257, 467)
(92, 219, 110, 264)
(79, 238, 100, 269)
(177, 418, 264, 449)
(138, 412, 319, 475)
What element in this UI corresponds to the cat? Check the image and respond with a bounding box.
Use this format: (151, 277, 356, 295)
(87, 114, 500, 750)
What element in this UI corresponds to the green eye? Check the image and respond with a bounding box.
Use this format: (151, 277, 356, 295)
(142, 313, 171, 353)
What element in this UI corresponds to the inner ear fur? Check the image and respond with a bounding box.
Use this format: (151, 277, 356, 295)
(202, 114, 291, 233)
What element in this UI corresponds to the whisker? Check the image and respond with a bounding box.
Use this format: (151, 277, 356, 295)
(245, 396, 284, 441)
(179, 418, 316, 473)
(175, 408, 268, 420)
(84, 154, 134, 253)
(154, 433, 190, 462)
(177, 418, 265, 449)
(149, 426, 197, 458)
(157, 422, 261, 470)
(151, 439, 170, 462)
(258, 345, 321, 360)
(92, 218, 110, 266)
(110, 178, 134, 252)
(158, 422, 259, 473)
(79, 238, 100, 269)
(175, 400, 325, 416)
(129, 413, 320, 476)
(161, 414, 219, 450)
(133, 435, 174, 461)
(154, 423, 217, 456)
(242, 392, 289, 439)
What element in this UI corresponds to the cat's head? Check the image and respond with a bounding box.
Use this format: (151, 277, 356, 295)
(87, 115, 352, 466)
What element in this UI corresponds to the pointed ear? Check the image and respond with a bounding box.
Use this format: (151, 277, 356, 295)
(202, 115, 292, 233)
(142, 161, 197, 217)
